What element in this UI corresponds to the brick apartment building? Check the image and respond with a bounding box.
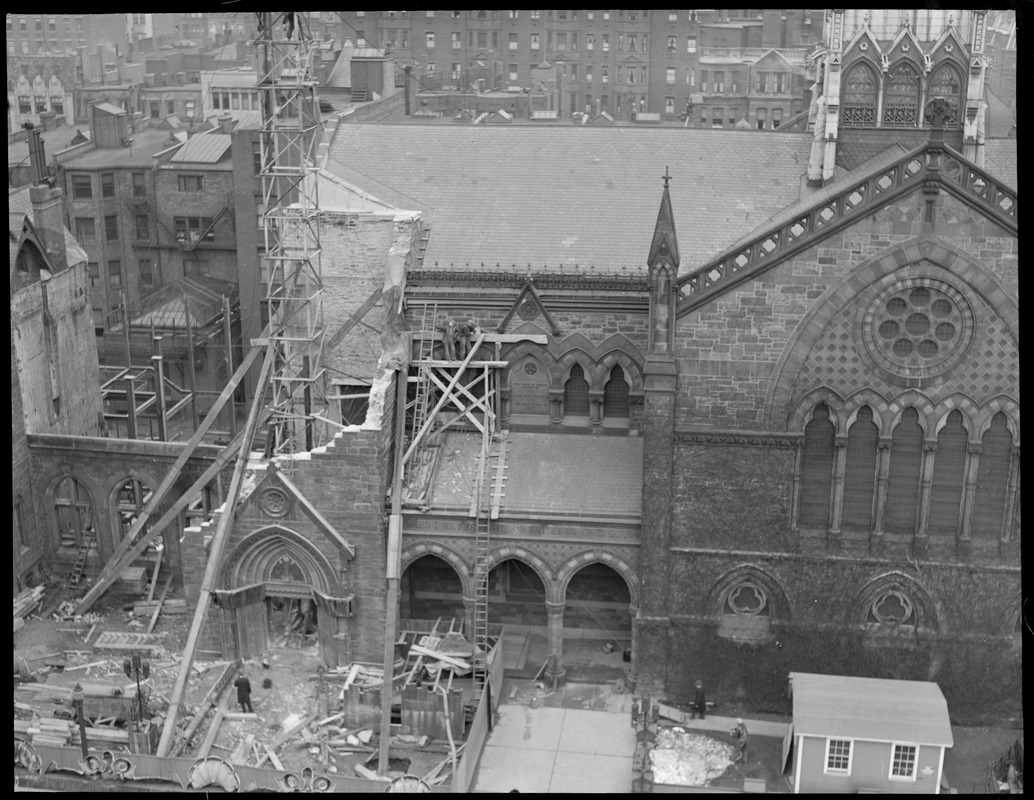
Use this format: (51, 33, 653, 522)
(330, 9, 818, 123)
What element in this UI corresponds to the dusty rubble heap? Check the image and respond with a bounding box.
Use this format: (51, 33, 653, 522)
(649, 727, 733, 787)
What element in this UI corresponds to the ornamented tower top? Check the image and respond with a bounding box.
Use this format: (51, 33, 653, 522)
(647, 168, 680, 359)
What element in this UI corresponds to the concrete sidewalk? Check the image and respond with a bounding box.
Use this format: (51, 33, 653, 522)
(471, 703, 638, 793)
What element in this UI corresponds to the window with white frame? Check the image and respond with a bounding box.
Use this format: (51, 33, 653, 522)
(890, 744, 917, 780)
(508, 64, 518, 82)
(452, 32, 461, 49)
(587, 34, 594, 51)
(665, 97, 675, 115)
(687, 36, 697, 53)
(602, 34, 609, 52)
(666, 68, 676, 85)
(530, 33, 539, 50)
(825, 739, 852, 774)
(509, 33, 518, 50)
(425, 32, 434, 49)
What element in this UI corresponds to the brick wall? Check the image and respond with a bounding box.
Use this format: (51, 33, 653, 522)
(27, 434, 230, 579)
(673, 190, 1019, 431)
(12, 332, 43, 586)
(664, 551, 1022, 724)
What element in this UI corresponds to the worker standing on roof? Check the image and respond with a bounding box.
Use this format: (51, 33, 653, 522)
(235, 670, 254, 713)
(732, 718, 749, 763)
(691, 679, 706, 720)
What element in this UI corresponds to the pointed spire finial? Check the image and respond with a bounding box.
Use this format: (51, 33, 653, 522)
(662, 166, 671, 188)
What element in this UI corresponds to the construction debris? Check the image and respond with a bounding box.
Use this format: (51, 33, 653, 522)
(14, 586, 45, 623)
(649, 727, 734, 787)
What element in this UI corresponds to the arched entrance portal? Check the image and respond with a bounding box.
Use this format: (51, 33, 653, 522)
(488, 558, 549, 676)
(562, 563, 633, 682)
(218, 527, 352, 668)
(401, 555, 466, 627)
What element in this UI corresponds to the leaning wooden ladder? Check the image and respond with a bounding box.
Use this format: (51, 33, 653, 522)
(68, 530, 95, 590)
(407, 303, 438, 469)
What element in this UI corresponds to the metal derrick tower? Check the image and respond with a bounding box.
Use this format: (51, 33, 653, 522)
(256, 12, 327, 455)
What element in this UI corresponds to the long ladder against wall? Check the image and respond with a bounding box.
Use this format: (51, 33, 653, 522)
(408, 304, 438, 455)
(68, 530, 96, 591)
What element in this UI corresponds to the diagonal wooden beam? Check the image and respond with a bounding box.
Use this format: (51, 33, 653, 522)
(425, 367, 494, 432)
(402, 334, 486, 467)
(75, 332, 268, 613)
(156, 342, 277, 757)
(323, 286, 383, 354)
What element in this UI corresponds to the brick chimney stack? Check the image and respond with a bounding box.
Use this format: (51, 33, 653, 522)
(29, 184, 69, 274)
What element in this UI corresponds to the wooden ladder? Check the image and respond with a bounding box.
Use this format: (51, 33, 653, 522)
(471, 430, 505, 700)
(68, 530, 95, 591)
(409, 303, 438, 449)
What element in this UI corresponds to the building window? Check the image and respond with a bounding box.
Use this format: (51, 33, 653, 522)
(841, 61, 878, 128)
(425, 32, 434, 49)
(87, 261, 100, 288)
(972, 413, 1013, 539)
(51, 95, 64, 115)
(927, 64, 962, 129)
(885, 407, 923, 534)
(882, 62, 920, 128)
(586, 68, 593, 83)
(174, 217, 215, 244)
(601, 66, 609, 84)
(628, 35, 637, 53)
(231, 92, 240, 110)
(508, 64, 518, 82)
(890, 744, 917, 780)
(714, 71, 725, 92)
(627, 68, 636, 84)
(564, 364, 590, 417)
(72, 174, 92, 199)
(799, 404, 835, 528)
(602, 34, 609, 52)
(756, 108, 767, 129)
(177, 174, 204, 192)
(665, 97, 675, 116)
(530, 33, 540, 50)
(101, 172, 115, 198)
(132, 172, 146, 197)
(104, 215, 119, 241)
(772, 108, 783, 128)
(115, 479, 162, 555)
(135, 215, 149, 241)
(842, 406, 878, 529)
(75, 217, 96, 245)
(587, 35, 594, 51)
(508, 33, 518, 50)
(756, 71, 769, 94)
(775, 72, 786, 94)
(603, 366, 629, 418)
(712, 107, 723, 126)
(928, 410, 967, 536)
(139, 258, 155, 291)
(149, 101, 160, 119)
(825, 739, 852, 774)
(687, 36, 697, 53)
(108, 260, 122, 288)
(666, 68, 676, 85)
(668, 12, 678, 22)
(53, 475, 96, 552)
(452, 32, 461, 50)
(531, 10, 541, 20)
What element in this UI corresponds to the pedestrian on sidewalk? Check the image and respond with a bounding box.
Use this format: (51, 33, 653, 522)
(235, 670, 254, 713)
(691, 679, 707, 720)
(732, 718, 749, 763)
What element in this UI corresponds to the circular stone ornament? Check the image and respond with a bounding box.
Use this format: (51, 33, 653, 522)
(259, 487, 290, 518)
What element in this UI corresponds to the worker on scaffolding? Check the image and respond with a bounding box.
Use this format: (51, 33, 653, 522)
(456, 319, 480, 359)
(437, 319, 458, 361)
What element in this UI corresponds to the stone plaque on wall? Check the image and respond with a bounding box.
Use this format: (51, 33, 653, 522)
(510, 359, 550, 415)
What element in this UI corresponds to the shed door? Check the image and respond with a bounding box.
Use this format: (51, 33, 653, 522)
(215, 582, 267, 661)
(781, 724, 794, 774)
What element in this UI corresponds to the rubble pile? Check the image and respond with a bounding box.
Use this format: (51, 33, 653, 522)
(649, 727, 733, 787)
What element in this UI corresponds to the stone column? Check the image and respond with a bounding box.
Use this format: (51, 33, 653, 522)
(543, 599, 566, 686)
(870, 438, 892, 556)
(1000, 446, 1020, 558)
(914, 440, 937, 559)
(957, 442, 981, 560)
(827, 436, 849, 551)
(548, 390, 564, 426)
(588, 389, 605, 427)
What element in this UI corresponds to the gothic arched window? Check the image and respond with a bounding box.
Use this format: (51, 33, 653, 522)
(53, 476, 95, 551)
(115, 478, 162, 555)
(563, 364, 590, 415)
(885, 407, 923, 534)
(928, 411, 967, 536)
(841, 61, 878, 128)
(972, 413, 1013, 539)
(842, 407, 879, 529)
(799, 404, 835, 528)
(603, 366, 629, 418)
(882, 62, 920, 128)
(927, 64, 962, 129)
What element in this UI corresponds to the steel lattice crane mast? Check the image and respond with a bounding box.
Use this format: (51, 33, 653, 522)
(256, 12, 328, 456)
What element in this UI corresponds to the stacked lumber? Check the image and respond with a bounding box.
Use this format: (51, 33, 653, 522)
(17, 717, 74, 746)
(130, 598, 188, 616)
(14, 586, 45, 624)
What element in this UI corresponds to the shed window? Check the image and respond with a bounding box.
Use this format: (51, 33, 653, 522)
(890, 744, 917, 779)
(563, 364, 590, 416)
(825, 738, 852, 773)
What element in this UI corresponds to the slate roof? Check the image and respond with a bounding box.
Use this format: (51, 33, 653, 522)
(789, 672, 953, 747)
(169, 133, 232, 163)
(983, 138, 1017, 190)
(328, 124, 814, 273)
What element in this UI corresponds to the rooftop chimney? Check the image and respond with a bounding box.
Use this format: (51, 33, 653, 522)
(30, 184, 69, 274)
(218, 112, 234, 133)
(26, 125, 48, 185)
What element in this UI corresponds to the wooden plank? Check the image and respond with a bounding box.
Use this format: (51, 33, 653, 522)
(75, 336, 266, 614)
(264, 744, 284, 771)
(421, 331, 548, 345)
(145, 573, 174, 634)
(146, 547, 164, 601)
(195, 709, 224, 759)
(155, 340, 274, 757)
(323, 286, 383, 354)
(268, 711, 318, 750)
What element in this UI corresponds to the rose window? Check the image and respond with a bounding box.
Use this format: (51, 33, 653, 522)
(861, 279, 974, 381)
(868, 589, 915, 626)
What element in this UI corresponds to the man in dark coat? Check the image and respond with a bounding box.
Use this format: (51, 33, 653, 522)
(691, 679, 706, 719)
(234, 671, 254, 713)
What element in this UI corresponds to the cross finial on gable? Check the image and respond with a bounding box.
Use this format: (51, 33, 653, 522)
(662, 166, 671, 188)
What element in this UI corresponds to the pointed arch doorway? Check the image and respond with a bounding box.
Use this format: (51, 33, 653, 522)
(218, 527, 354, 668)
